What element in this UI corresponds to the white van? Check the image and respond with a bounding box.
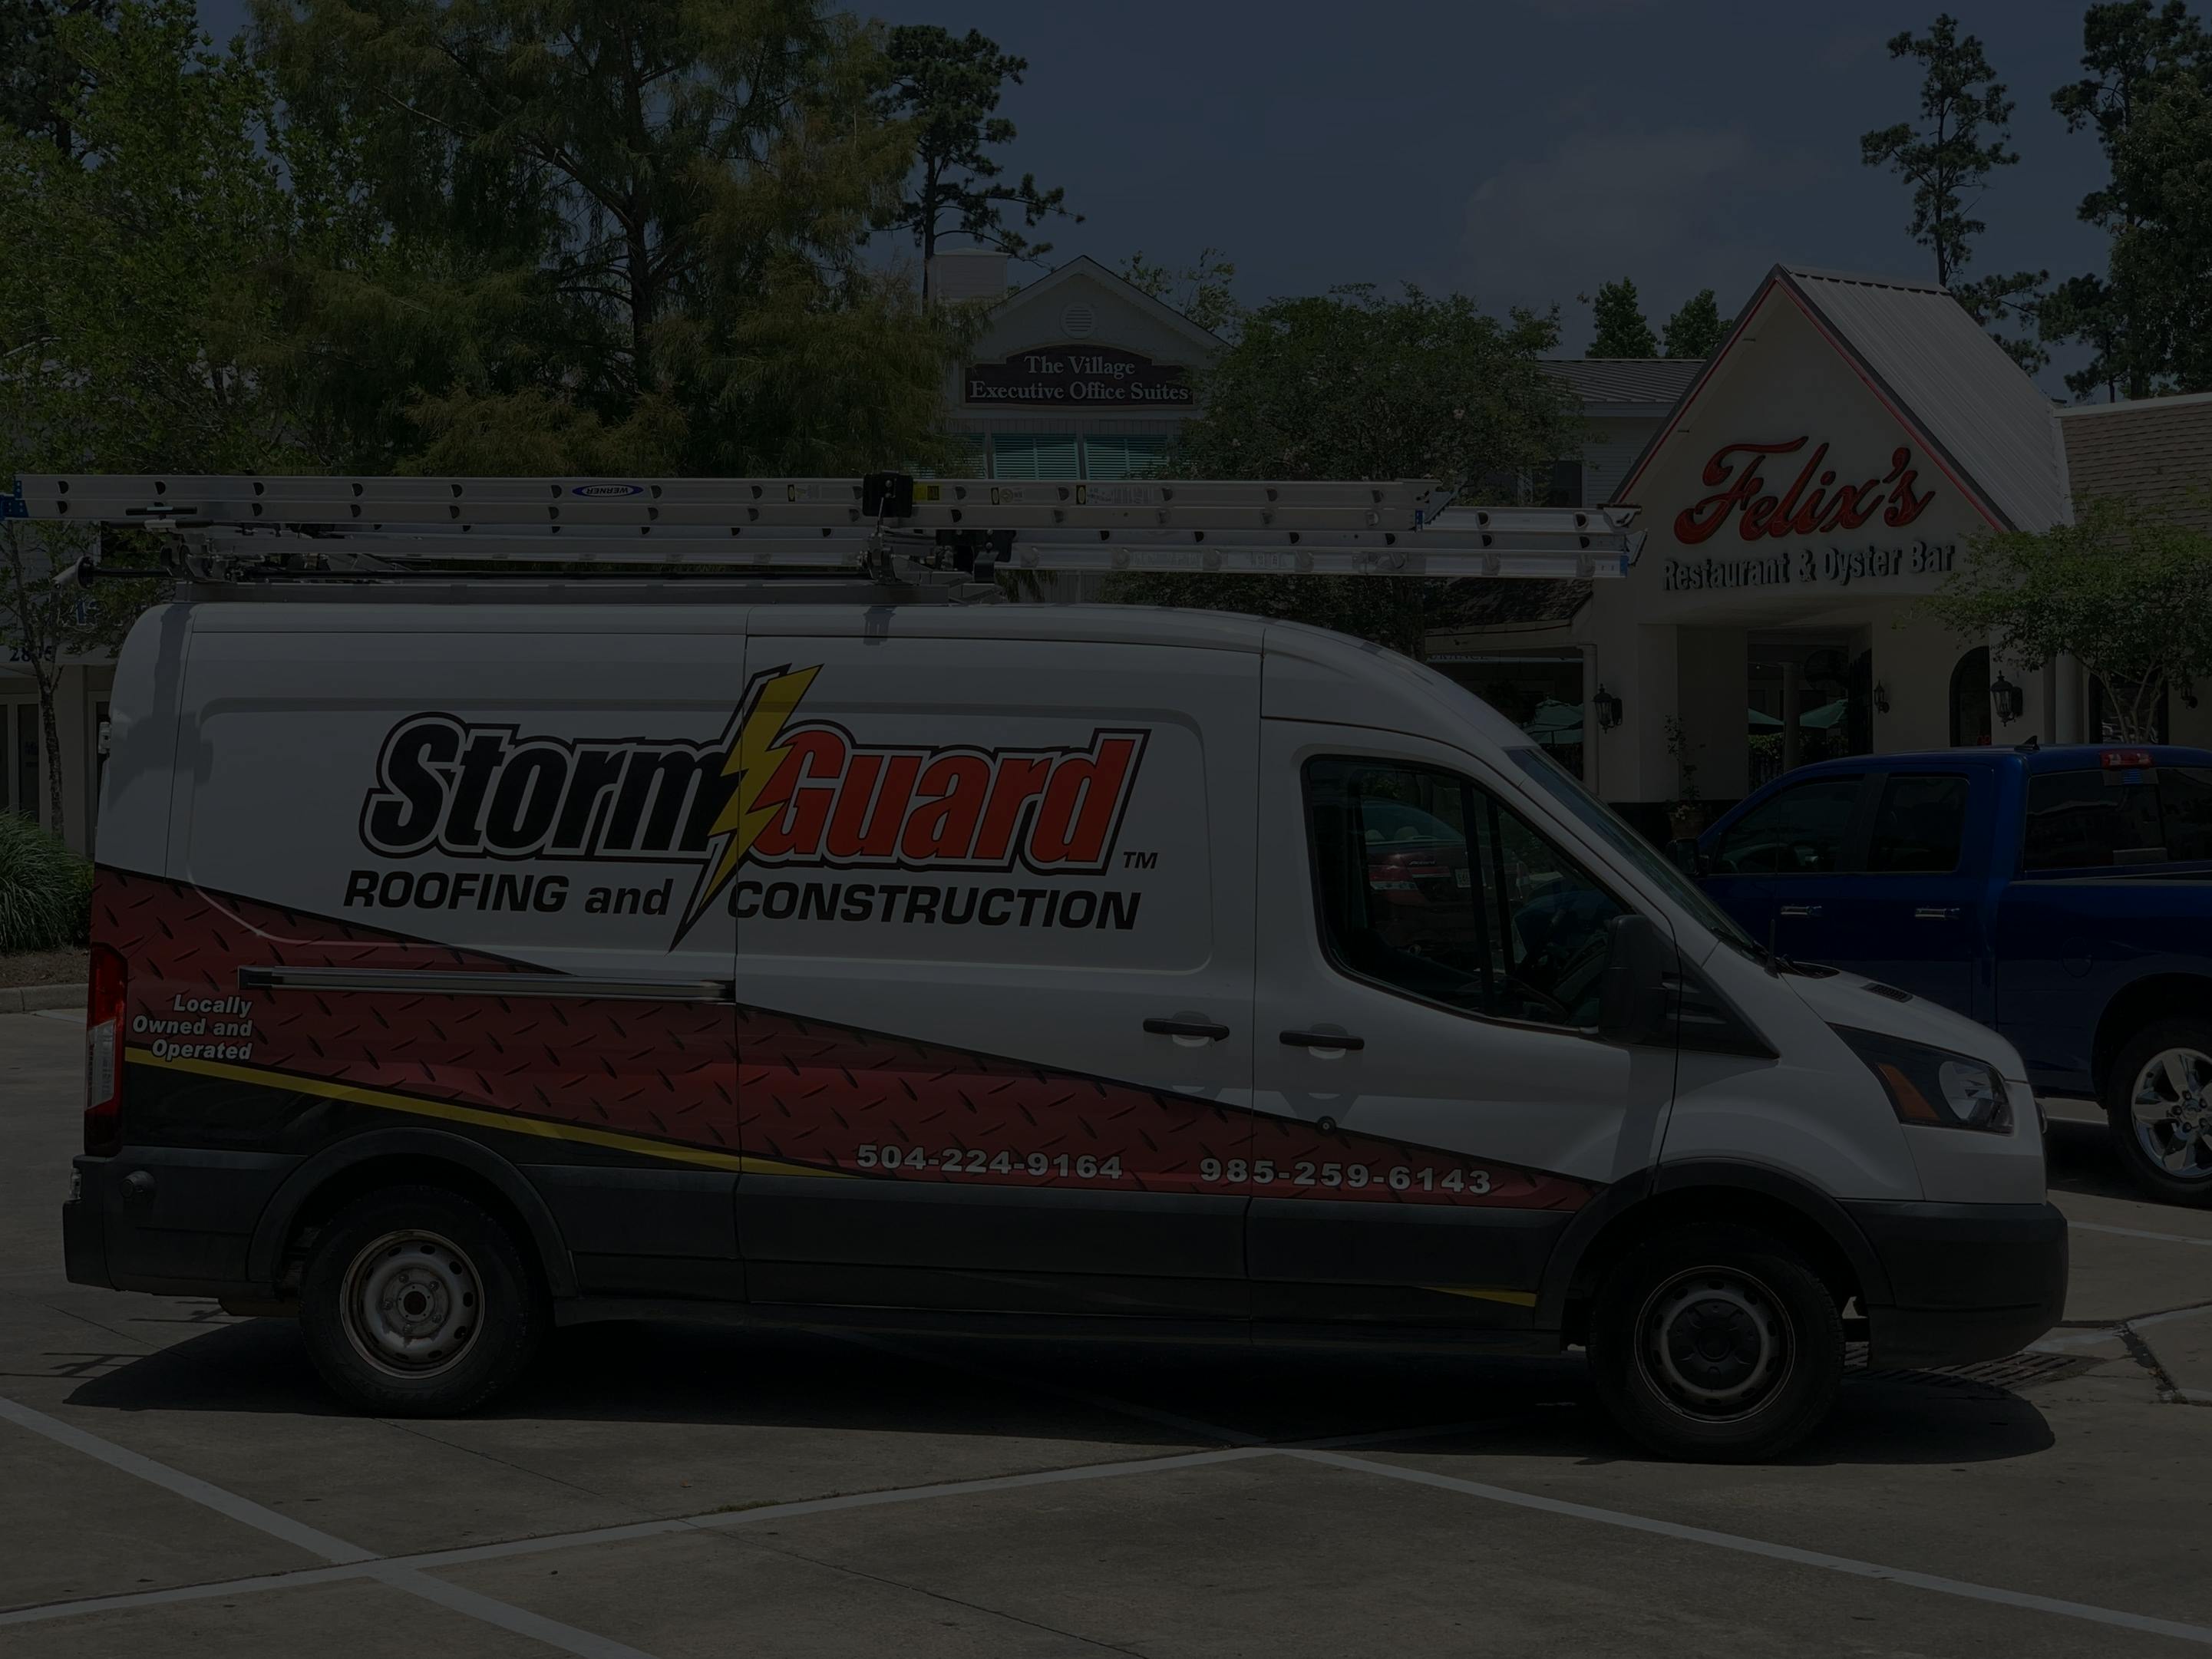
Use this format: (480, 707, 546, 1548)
(64, 594, 2065, 1460)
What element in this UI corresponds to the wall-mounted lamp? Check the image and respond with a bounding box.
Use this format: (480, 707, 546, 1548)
(1593, 684, 1623, 731)
(1873, 682, 1891, 716)
(1991, 674, 2024, 726)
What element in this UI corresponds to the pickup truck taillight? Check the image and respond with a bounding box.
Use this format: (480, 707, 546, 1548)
(84, 945, 125, 1156)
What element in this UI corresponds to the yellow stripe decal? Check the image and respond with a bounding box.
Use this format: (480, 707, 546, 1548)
(1421, 1285, 1540, 1308)
(124, 1048, 840, 1179)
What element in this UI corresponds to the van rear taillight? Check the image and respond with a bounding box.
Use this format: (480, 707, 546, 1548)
(84, 944, 125, 1156)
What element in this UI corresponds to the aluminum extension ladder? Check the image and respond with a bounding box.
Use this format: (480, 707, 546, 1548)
(7, 472, 1642, 588)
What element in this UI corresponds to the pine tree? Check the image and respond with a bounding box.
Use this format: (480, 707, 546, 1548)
(1860, 13, 2047, 371)
(1584, 279, 1658, 357)
(1661, 290, 1727, 358)
(879, 25, 1078, 266)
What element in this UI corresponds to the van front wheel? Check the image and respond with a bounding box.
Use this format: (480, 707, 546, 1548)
(300, 1185, 544, 1416)
(1586, 1225, 1842, 1463)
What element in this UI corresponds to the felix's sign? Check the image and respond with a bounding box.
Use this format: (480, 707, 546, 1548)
(1673, 437, 1936, 545)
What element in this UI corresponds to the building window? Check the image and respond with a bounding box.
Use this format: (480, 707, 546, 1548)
(1949, 648, 1991, 747)
(1544, 460, 1584, 507)
(1082, 434, 1170, 480)
(989, 434, 1081, 480)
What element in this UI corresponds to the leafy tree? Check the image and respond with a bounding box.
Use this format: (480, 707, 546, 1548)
(1117, 246, 1239, 335)
(1, 0, 116, 155)
(1106, 286, 1580, 658)
(2045, 2, 2212, 397)
(1923, 498, 2212, 742)
(1661, 289, 1727, 359)
(255, 0, 960, 475)
(0, 0, 300, 833)
(1583, 279, 1658, 357)
(1860, 14, 2047, 370)
(878, 25, 1077, 266)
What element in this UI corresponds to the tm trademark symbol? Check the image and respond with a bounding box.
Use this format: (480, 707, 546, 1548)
(1121, 849, 1159, 871)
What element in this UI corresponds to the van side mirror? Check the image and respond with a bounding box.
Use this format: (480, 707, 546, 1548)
(1598, 913, 1676, 1047)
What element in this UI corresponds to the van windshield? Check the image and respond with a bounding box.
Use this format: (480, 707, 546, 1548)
(1507, 747, 1763, 958)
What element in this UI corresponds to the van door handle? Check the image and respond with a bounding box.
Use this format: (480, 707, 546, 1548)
(1280, 1030, 1365, 1051)
(1914, 906, 1963, 920)
(1143, 1017, 1230, 1041)
(1778, 904, 1824, 919)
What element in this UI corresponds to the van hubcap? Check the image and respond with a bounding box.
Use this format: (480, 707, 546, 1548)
(342, 1231, 480, 1377)
(1639, 1268, 1790, 1421)
(2132, 1048, 2212, 1180)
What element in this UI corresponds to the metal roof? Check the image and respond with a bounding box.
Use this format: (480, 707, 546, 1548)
(1542, 358, 1704, 409)
(2058, 391, 2212, 531)
(1776, 266, 2069, 533)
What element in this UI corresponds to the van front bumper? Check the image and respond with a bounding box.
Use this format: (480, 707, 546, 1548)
(1844, 1199, 2068, 1368)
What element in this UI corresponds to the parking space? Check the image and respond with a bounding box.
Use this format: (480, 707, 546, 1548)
(6, 1007, 2212, 1657)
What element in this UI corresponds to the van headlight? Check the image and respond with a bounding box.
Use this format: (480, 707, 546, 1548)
(1833, 1026, 2013, 1133)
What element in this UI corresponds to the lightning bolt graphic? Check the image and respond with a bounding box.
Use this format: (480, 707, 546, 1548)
(675, 665, 820, 942)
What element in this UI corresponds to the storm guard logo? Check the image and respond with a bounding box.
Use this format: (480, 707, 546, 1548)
(355, 666, 1150, 942)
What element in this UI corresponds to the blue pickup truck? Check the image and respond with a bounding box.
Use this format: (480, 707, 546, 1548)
(1696, 745, 2212, 1204)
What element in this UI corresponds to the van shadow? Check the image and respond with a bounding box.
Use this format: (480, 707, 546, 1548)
(58, 1313, 2054, 1467)
(2043, 1117, 2152, 1204)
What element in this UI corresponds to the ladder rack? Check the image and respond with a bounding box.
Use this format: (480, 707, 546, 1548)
(6, 473, 1642, 589)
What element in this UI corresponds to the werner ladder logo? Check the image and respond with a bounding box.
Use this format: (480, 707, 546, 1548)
(355, 665, 1150, 943)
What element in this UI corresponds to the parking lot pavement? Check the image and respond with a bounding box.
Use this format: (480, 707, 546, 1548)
(6, 1007, 2212, 1657)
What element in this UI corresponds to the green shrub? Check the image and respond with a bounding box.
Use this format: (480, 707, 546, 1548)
(0, 813, 91, 953)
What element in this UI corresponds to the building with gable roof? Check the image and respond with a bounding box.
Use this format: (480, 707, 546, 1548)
(927, 251, 1223, 483)
(1424, 262, 2212, 835)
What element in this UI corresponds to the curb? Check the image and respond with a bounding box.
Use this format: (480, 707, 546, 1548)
(0, 983, 85, 1014)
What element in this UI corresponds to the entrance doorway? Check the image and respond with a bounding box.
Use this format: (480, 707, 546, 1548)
(1746, 635, 1870, 788)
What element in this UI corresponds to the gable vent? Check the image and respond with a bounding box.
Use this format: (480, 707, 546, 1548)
(1059, 304, 1097, 339)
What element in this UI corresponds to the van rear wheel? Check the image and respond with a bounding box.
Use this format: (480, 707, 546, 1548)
(1587, 1225, 1842, 1463)
(300, 1185, 544, 1416)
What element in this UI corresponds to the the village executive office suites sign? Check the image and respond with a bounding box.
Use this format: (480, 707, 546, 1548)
(964, 345, 1193, 407)
(1658, 434, 1963, 595)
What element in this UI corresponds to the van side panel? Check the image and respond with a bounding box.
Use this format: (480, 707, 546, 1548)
(728, 628, 1260, 1317)
(99, 615, 748, 1298)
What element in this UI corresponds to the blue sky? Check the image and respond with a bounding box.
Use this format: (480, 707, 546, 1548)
(200, 0, 2114, 389)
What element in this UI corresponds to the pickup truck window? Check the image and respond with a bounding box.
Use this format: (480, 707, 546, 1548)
(1711, 775, 1863, 875)
(2025, 768, 2165, 869)
(2024, 764, 2212, 869)
(1305, 757, 1622, 1029)
(1866, 774, 1968, 873)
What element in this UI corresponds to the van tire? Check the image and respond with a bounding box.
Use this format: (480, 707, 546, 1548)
(299, 1185, 544, 1416)
(1586, 1224, 1842, 1463)
(2104, 1019, 2212, 1206)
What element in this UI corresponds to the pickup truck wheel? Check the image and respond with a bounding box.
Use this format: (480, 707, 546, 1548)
(1586, 1225, 1842, 1463)
(299, 1185, 545, 1416)
(2107, 1021, 2212, 1205)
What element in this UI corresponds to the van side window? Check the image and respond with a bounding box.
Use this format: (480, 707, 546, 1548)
(1711, 776, 1863, 874)
(1866, 774, 1968, 873)
(1303, 757, 1622, 1029)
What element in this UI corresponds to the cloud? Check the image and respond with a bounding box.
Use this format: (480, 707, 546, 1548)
(1460, 127, 1817, 348)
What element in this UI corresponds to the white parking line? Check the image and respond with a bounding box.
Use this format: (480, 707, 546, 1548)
(0, 1394, 374, 1564)
(0, 1395, 664, 1658)
(0, 1442, 1270, 1628)
(2071, 1221, 2212, 1249)
(1286, 1449, 2212, 1647)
